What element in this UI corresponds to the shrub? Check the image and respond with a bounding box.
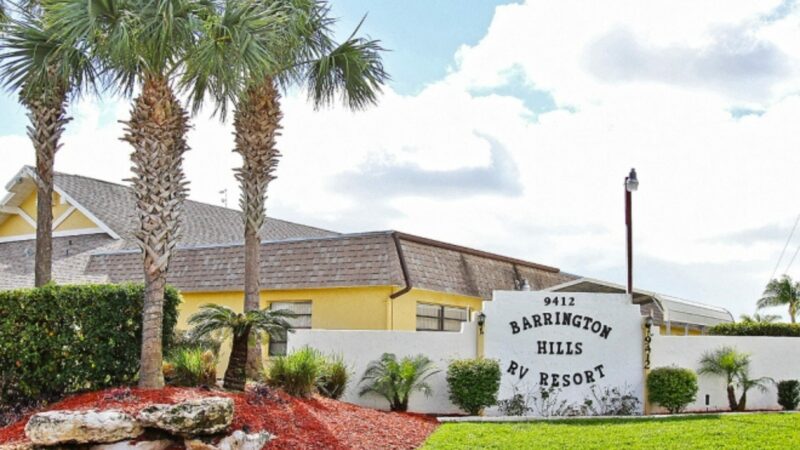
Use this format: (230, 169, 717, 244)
(358, 353, 439, 412)
(647, 367, 698, 413)
(317, 355, 349, 400)
(777, 380, 800, 411)
(0, 283, 180, 405)
(708, 322, 800, 337)
(582, 384, 641, 416)
(163, 348, 216, 387)
(267, 347, 324, 397)
(497, 384, 532, 416)
(446, 358, 501, 415)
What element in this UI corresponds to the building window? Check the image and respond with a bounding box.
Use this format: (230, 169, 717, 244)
(416, 303, 469, 331)
(268, 301, 312, 356)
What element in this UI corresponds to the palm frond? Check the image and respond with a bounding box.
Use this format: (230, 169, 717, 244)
(0, 11, 98, 99)
(304, 15, 387, 111)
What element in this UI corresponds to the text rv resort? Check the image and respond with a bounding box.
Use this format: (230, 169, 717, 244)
(506, 296, 612, 388)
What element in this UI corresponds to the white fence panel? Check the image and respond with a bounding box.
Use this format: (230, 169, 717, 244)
(651, 333, 800, 412)
(287, 322, 478, 414)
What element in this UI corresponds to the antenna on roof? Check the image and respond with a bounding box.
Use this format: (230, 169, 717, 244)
(219, 189, 228, 208)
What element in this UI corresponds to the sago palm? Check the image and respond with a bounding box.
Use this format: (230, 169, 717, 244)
(0, 10, 96, 286)
(183, 0, 387, 376)
(698, 346, 751, 410)
(758, 275, 800, 323)
(358, 353, 439, 412)
(188, 304, 295, 391)
(48, 0, 203, 387)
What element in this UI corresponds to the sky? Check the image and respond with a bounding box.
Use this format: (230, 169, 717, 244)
(2, 0, 800, 320)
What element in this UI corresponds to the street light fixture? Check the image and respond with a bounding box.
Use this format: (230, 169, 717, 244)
(625, 168, 638, 295)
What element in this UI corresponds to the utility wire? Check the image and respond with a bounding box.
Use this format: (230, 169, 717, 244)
(784, 241, 800, 275)
(770, 212, 800, 280)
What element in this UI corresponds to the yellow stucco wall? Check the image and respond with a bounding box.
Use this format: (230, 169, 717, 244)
(0, 214, 35, 237)
(660, 324, 703, 336)
(54, 208, 97, 231)
(0, 189, 98, 238)
(178, 286, 484, 332)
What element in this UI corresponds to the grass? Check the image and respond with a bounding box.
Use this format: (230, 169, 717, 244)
(422, 413, 800, 449)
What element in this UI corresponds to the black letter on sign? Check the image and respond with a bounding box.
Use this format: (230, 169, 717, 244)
(537, 340, 548, 354)
(522, 316, 533, 330)
(595, 364, 606, 378)
(540, 372, 548, 386)
(507, 360, 519, 375)
(510, 321, 520, 334)
(600, 325, 612, 339)
(519, 366, 529, 380)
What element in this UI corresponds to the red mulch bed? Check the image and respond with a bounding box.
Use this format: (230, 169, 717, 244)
(0, 387, 438, 450)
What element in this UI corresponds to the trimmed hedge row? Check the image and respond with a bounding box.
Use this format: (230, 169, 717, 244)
(0, 283, 180, 404)
(708, 322, 800, 337)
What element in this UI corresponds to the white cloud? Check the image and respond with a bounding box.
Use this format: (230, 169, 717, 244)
(2, 0, 800, 320)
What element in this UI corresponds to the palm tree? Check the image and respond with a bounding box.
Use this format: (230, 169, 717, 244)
(0, 10, 96, 287)
(735, 373, 773, 411)
(183, 0, 387, 377)
(758, 275, 800, 323)
(698, 346, 751, 410)
(188, 304, 295, 391)
(739, 313, 781, 324)
(358, 353, 439, 412)
(48, 0, 202, 387)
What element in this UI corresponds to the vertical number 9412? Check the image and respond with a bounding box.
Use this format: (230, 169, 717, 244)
(544, 296, 575, 306)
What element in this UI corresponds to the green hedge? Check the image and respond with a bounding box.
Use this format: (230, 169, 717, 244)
(447, 358, 501, 415)
(708, 322, 800, 337)
(0, 283, 180, 404)
(647, 367, 698, 413)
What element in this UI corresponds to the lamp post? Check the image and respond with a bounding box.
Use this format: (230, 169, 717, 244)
(625, 168, 638, 295)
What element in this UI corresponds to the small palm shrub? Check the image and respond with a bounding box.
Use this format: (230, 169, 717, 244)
(359, 353, 439, 412)
(647, 367, 698, 413)
(317, 355, 349, 400)
(267, 347, 324, 397)
(188, 304, 295, 391)
(163, 348, 216, 387)
(777, 380, 800, 410)
(446, 358, 501, 415)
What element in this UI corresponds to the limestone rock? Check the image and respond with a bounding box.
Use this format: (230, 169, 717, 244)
(184, 430, 272, 450)
(0, 442, 34, 450)
(90, 439, 175, 450)
(137, 397, 233, 436)
(24, 410, 142, 445)
(217, 430, 272, 450)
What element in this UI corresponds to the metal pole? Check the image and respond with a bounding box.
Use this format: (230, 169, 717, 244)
(626, 178, 633, 295)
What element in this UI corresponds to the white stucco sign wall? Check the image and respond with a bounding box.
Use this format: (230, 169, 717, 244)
(484, 291, 645, 415)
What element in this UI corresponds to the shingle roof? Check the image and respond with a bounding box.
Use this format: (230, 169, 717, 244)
(53, 171, 338, 247)
(86, 231, 576, 297)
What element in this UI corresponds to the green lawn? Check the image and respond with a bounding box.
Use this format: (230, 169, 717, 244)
(422, 413, 800, 449)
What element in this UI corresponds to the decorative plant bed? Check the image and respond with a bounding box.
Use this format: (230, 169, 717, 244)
(0, 387, 438, 450)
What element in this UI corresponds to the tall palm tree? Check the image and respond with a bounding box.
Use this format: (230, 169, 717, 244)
(757, 275, 800, 323)
(188, 304, 295, 391)
(739, 312, 781, 324)
(698, 346, 751, 410)
(48, 0, 202, 387)
(0, 10, 96, 287)
(184, 0, 387, 377)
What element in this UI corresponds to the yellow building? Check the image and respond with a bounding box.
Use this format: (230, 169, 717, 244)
(0, 167, 733, 355)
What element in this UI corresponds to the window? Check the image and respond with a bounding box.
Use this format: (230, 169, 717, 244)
(268, 301, 312, 356)
(416, 303, 469, 331)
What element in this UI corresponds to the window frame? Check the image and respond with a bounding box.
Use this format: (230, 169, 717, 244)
(268, 300, 312, 356)
(416, 302, 470, 332)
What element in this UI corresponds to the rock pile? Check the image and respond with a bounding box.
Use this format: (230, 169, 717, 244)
(9, 397, 271, 450)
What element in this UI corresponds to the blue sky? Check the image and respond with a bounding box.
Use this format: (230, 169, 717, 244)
(2, 1, 800, 320)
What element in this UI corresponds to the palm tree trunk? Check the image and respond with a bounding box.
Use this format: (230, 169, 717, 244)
(737, 390, 747, 412)
(727, 384, 738, 411)
(233, 77, 282, 378)
(21, 86, 70, 287)
(224, 325, 251, 391)
(122, 75, 189, 389)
